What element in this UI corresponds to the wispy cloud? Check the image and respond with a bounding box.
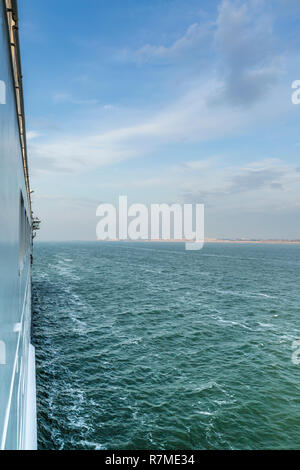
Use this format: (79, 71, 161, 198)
(212, 0, 282, 106)
(180, 158, 300, 210)
(29, 73, 290, 174)
(116, 22, 213, 64)
(27, 130, 42, 140)
(29, 0, 291, 176)
(52, 92, 99, 106)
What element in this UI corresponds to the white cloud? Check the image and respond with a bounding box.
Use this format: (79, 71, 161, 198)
(53, 92, 99, 106)
(116, 22, 213, 64)
(29, 72, 290, 175)
(182, 159, 216, 171)
(29, 1, 291, 176)
(213, 0, 282, 106)
(27, 130, 42, 140)
(180, 157, 300, 211)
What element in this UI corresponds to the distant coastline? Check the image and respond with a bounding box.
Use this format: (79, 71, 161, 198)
(205, 238, 300, 245)
(97, 238, 300, 245)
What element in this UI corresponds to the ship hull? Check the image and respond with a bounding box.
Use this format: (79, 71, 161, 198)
(0, 0, 36, 450)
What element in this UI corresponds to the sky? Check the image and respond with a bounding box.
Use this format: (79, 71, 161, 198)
(18, 0, 300, 241)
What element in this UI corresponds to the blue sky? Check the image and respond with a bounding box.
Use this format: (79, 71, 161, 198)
(19, 0, 300, 240)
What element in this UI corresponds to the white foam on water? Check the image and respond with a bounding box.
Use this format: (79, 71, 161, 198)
(79, 440, 106, 450)
(215, 316, 252, 330)
(258, 322, 274, 328)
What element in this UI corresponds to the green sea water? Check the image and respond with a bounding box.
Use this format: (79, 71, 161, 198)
(32, 242, 300, 450)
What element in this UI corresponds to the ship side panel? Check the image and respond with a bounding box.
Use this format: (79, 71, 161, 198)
(0, 0, 32, 450)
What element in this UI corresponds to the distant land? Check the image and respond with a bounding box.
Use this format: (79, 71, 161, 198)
(98, 238, 300, 245)
(205, 238, 300, 245)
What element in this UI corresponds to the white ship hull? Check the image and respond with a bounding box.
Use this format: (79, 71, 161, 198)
(0, 0, 37, 450)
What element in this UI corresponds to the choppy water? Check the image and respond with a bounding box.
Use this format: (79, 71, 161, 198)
(32, 242, 300, 450)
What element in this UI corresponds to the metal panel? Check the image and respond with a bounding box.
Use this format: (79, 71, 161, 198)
(0, 0, 34, 450)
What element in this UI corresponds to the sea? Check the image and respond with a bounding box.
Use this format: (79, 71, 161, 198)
(32, 241, 300, 450)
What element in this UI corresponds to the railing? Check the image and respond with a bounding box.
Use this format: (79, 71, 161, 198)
(4, 0, 31, 214)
